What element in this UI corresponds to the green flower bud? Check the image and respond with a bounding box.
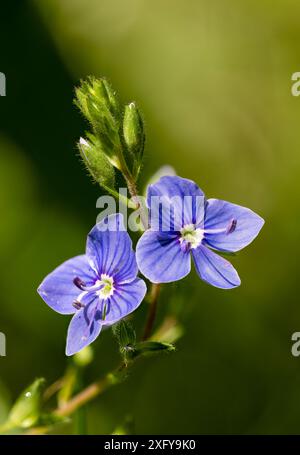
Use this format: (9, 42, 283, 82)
(75, 76, 120, 124)
(74, 345, 94, 368)
(75, 77, 124, 171)
(78, 136, 116, 188)
(122, 102, 145, 176)
(7, 378, 45, 429)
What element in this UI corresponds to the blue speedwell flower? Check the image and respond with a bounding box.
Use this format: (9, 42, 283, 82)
(136, 176, 264, 289)
(38, 214, 146, 355)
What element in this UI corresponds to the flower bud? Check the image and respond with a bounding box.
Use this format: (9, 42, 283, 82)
(75, 77, 123, 171)
(122, 102, 145, 176)
(74, 345, 94, 368)
(78, 136, 116, 188)
(7, 378, 45, 429)
(75, 77, 120, 124)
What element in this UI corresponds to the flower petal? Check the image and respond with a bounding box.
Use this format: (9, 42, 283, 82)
(192, 245, 241, 289)
(37, 255, 96, 315)
(147, 176, 205, 230)
(66, 295, 102, 356)
(86, 213, 138, 284)
(136, 230, 191, 283)
(101, 278, 147, 326)
(204, 199, 264, 252)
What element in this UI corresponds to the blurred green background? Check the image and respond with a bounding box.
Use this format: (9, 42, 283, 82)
(1, 0, 300, 434)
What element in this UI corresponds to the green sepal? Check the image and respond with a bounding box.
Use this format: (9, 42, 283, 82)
(113, 319, 136, 353)
(101, 78, 121, 119)
(112, 320, 138, 364)
(131, 341, 175, 358)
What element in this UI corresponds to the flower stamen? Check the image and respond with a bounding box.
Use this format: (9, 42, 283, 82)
(72, 300, 85, 310)
(102, 302, 108, 320)
(96, 274, 114, 300)
(226, 218, 237, 234)
(204, 218, 237, 236)
(73, 277, 86, 290)
(180, 224, 204, 250)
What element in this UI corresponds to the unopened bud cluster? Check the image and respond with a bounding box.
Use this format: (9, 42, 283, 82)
(75, 77, 145, 189)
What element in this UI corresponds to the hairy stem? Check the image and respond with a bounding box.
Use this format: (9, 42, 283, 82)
(142, 284, 161, 340)
(101, 182, 134, 208)
(123, 172, 148, 230)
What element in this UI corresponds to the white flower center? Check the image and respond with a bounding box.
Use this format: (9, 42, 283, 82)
(96, 274, 114, 299)
(180, 224, 204, 249)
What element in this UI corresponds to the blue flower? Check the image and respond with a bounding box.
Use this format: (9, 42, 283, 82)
(136, 176, 264, 289)
(38, 214, 146, 355)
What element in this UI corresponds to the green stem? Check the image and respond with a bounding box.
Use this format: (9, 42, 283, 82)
(142, 284, 161, 340)
(55, 362, 126, 418)
(101, 183, 135, 209)
(123, 173, 148, 230)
